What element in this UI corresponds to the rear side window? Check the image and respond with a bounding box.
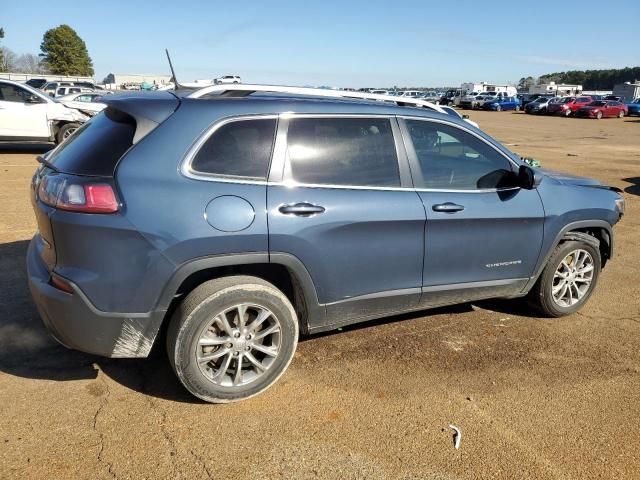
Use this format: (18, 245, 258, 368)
(287, 117, 400, 187)
(47, 107, 136, 177)
(191, 119, 276, 179)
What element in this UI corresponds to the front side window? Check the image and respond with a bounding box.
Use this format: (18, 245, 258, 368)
(191, 118, 276, 179)
(405, 120, 514, 190)
(287, 117, 400, 187)
(0, 84, 31, 103)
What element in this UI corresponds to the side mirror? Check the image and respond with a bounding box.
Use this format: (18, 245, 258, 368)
(462, 114, 470, 119)
(26, 94, 42, 104)
(518, 165, 541, 190)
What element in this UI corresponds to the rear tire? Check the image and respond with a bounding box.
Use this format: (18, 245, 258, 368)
(496, 105, 501, 111)
(528, 237, 601, 317)
(596, 111, 603, 119)
(166, 276, 299, 403)
(618, 110, 625, 118)
(56, 123, 81, 144)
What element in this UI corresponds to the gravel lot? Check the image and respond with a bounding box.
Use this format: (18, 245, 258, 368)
(1, 111, 639, 479)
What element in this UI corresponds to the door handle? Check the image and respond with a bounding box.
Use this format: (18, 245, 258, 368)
(432, 202, 465, 213)
(279, 202, 325, 216)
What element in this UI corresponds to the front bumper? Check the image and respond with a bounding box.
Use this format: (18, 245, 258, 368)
(27, 236, 165, 358)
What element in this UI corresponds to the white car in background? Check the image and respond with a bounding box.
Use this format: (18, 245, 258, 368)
(400, 90, 422, 98)
(56, 92, 109, 116)
(214, 75, 242, 85)
(0, 79, 89, 143)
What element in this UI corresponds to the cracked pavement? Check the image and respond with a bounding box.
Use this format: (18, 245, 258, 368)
(1, 112, 639, 479)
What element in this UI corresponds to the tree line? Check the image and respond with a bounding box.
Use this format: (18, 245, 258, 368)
(0, 25, 94, 76)
(519, 67, 640, 91)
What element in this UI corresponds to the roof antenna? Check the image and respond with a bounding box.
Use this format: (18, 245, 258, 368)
(165, 49, 181, 89)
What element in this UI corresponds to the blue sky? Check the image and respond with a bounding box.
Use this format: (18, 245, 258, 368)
(2, 0, 638, 87)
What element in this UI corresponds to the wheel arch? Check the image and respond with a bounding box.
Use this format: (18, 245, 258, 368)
(155, 253, 323, 336)
(528, 220, 613, 291)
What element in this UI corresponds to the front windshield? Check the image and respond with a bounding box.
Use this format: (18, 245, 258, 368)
(533, 97, 547, 103)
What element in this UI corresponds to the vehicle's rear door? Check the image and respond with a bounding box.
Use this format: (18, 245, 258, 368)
(399, 117, 545, 307)
(267, 115, 426, 327)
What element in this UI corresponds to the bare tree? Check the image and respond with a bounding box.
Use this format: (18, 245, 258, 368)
(15, 53, 49, 74)
(0, 46, 18, 72)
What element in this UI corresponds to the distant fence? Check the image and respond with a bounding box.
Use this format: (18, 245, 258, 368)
(0, 72, 95, 83)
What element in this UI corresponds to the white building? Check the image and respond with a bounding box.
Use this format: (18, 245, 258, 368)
(460, 82, 517, 95)
(612, 81, 640, 101)
(529, 82, 582, 96)
(104, 73, 172, 89)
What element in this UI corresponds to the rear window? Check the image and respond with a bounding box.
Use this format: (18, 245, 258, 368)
(191, 118, 276, 179)
(47, 107, 136, 177)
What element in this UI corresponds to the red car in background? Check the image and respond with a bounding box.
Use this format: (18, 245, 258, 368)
(547, 96, 593, 116)
(575, 100, 628, 119)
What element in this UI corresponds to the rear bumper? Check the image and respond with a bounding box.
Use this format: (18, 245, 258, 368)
(26, 236, 165, 358)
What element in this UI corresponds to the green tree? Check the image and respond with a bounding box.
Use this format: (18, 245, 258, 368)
(40, 25, 93, 76)
(517, 76, 536, 90)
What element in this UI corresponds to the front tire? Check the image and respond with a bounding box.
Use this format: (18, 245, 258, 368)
(596, 111, 603, 119)
(56, 123, 81, 144)
(167, 276, 299, 403)
(529, 237, 601, 317)
(618, 110, 625, 118)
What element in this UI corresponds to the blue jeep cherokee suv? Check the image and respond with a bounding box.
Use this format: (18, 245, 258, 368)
(27, 85, 625, 403)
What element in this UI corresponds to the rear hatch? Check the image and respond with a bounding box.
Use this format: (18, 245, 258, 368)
(30, 92, 179, 271)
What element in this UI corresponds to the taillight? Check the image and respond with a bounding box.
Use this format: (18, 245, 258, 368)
(38, 172, 119, 214)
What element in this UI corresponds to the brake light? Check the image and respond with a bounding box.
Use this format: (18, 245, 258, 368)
(38, 172, 119, 213)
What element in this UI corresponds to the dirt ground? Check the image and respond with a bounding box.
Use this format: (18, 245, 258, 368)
(1, 112, 639, 480)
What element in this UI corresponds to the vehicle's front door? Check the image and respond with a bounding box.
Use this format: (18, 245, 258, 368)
(267, 115, 426, 327)
(0, 82, 50, 139)
(399, 117, 545, 307)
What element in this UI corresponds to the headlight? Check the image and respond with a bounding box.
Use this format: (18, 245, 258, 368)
(615, 196, 625, 216)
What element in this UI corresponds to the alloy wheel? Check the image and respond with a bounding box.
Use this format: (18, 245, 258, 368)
(195, 303, 282, 387)
(551, 249, 595, 308)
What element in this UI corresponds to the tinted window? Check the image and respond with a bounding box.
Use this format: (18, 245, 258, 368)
(47, 107, 136, 176)
(191, 118, 276, 179)
(0, 84, 32, 103)
(287, 117, 400, 187)
(406, 120, 514, 190)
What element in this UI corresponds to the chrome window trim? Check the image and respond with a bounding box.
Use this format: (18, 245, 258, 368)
(179, 112, 519, 195)
(179, 114, 279, 182)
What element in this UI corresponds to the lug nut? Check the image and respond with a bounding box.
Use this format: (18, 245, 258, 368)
(225, 343, 232, 349)
(233, 351, 239, 356)
(234, 332, 241, 338)
(246, 334, 252, 340)
(245, 346, 251, 351)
